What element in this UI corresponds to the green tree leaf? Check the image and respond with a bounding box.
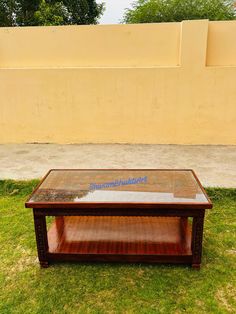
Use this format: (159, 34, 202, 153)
(0, 0, 105, 26)
(123, 0, 236, 23)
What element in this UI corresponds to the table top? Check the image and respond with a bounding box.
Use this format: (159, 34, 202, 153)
(25, 169, 212, 209)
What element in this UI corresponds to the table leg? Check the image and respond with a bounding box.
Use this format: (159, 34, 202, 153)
(191, 213, 205, 270)
(180, 217, 188, 249)
(55, 216, 64, 233)
(33, 211, 49, 268)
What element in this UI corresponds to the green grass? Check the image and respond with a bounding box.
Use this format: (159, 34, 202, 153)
(0, 180, 235, 314)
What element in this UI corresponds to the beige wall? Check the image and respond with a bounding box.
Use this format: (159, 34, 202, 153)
(0, 20, 236, 144)
(0, 23, 180, 67)
(207, 21, 236, 66)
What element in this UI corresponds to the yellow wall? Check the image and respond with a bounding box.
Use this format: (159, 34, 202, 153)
(0, 20, 236, 144)
(207, 21, 236, 66)
(0, 23, 180, 67)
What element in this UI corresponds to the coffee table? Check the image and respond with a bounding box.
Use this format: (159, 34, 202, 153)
(25, 169, 212, 269)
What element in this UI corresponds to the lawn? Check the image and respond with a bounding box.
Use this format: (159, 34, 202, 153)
(0, 180, 235, 314)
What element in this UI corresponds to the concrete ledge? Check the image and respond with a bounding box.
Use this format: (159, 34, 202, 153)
(0, 144, 235, 188)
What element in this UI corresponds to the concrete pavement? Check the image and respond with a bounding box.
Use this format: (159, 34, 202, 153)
(0, 144, 235, 187)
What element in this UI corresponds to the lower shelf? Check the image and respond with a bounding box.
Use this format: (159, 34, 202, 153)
(47, 216, 192, 256)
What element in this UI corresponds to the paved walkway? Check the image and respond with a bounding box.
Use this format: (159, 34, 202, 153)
(0, 144, 235, 187)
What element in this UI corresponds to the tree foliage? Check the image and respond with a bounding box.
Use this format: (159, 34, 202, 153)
(0, 0, 104, 26)
(34, 0, 70, 25)
(123, 0, 236, 23)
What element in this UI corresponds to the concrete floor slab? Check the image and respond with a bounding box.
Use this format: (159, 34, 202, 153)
(0, 144, 235, 187)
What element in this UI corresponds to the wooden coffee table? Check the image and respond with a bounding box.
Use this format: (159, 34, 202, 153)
(25, 169, 212, 269)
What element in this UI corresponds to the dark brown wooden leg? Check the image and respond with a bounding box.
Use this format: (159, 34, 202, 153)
(40, 261, 49, 268)
(33, 210, 49, 268)
(180, 217, 188, 236)
(192, 263, 201, 270)
(55, 216, 64, 233)
(191, 212, 205, 270)
(180, 217, 188, 250)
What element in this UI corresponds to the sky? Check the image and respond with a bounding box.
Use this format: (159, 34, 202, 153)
(97, 0, 134, 24)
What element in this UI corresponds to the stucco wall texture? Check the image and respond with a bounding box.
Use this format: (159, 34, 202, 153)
(0, 20, 235, 144)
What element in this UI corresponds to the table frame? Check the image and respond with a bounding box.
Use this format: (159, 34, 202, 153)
(26, 169, 212, 270)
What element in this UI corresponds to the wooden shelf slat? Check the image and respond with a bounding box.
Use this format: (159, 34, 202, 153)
(48, 216, 192, 256)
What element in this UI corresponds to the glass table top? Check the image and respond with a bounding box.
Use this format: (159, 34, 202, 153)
(27, 169, 211, 205)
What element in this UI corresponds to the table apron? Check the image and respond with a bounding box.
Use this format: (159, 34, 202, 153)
(33, 208, 205, 217)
